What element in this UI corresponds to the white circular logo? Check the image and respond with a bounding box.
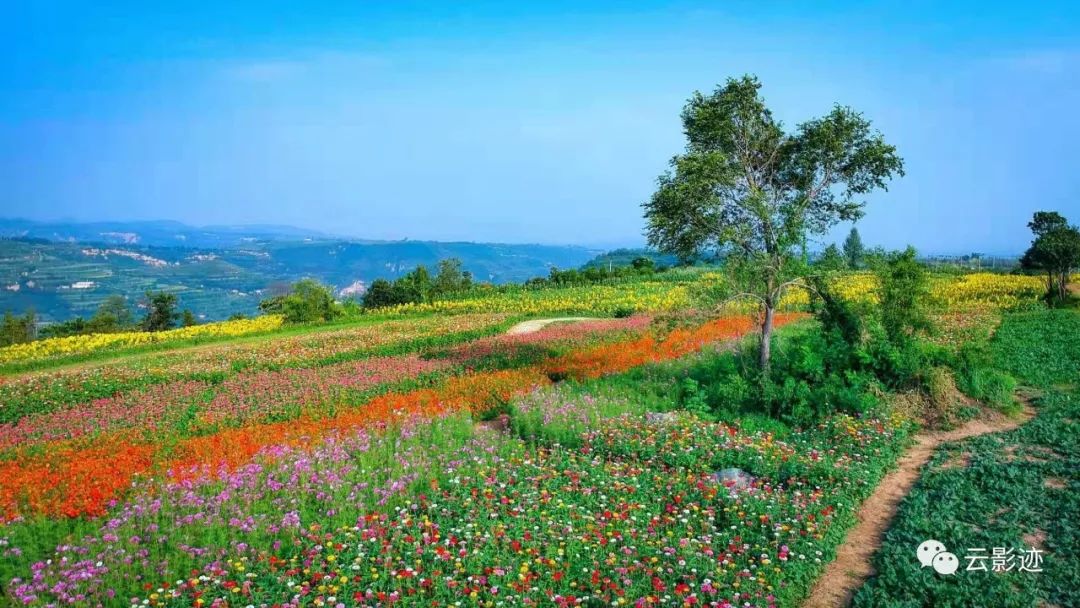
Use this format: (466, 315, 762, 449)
(932, 551, 959, 575)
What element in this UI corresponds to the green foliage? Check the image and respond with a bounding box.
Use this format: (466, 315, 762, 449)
(1020, 211, 1080, 302)
(992, 309, 1080, 387)
(852, 309, 1080, 607)
(181, 309, 198, 327)
(395, 265, 434, 303)
(630, 256, 656, 272)
(816, 243, 847, 272)
(0, 309, 37, 346)
(875, 246, 933, 345)
(360, 278, 403, 309)
(362, 258, 475, 309)
(529, 259, 665, 288)
(261, 279, 341, 324)
(38, 295, 136, 339)
(580, 248, 680, 272)
(852, 390, 1079, 608)
(432, 258, 473, 295)
(843, 227, 865, 269)
(141, 291, 180, 332)
(677, 377, 713, 418)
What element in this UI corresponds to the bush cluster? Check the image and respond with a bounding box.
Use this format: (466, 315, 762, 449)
(361, 258, 473, 309)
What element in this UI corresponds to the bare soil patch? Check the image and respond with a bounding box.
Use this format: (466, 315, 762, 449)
(1044, 477, 1066, 490)
(1023, 529, 1048, 551)
(937, 452, 970, 470)
(505, 317, 600, 335)
(802, 401, 1035, 608)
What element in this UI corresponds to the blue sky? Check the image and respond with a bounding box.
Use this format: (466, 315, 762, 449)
(2, 1, 1079, 253)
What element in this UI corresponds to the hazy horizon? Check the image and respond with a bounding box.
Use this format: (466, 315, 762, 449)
(4, 1, 1080, 254)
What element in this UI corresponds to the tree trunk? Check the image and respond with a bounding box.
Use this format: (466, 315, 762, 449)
(759, 302, 775, 375)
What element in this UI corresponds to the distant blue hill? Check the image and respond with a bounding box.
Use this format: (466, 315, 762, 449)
(0, 219, 600, 322)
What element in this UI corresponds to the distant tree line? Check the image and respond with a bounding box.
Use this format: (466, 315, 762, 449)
(526, 256, 665, 288)
(814, 227, 878, 272)
(361, 259, 474, 309)
(0, 290, 199, 347)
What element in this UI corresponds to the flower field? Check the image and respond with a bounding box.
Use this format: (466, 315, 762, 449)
(779, 272, 1048, 311)
(0, 309, 824, 606)
(0, 313, 514, 424)
(0, 315, 913, 608)
(384, 281, 693, 316)
(378, 272, 1051, 318)
(0, 270, 1068, 607)
(0, 313, 800, 523)
(0, 315, 285, 367)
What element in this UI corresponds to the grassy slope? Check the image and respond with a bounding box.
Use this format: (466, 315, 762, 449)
(851, 309, 1080, 608)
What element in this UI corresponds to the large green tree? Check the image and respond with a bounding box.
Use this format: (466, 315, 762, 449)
(643, 75, 904, 371)
(1021, 211, 1080, 301)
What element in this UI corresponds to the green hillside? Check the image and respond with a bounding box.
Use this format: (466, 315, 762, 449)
(0, 236, 598, 322)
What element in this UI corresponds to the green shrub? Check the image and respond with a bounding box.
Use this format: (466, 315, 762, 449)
(261, 279, 341, 324)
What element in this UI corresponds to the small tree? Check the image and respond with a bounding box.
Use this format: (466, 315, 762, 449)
(362, 279, 406, 309)
(396, 265, 434, 303)
(0, 310, 36, 346)
(276, 279, 340, 323)
(644, 75, 904, 372)
(432, 258, 473, 296)
(631, 256, 656, 272)
(843, 227, 865, 270)
(142, 291, 179, 332)
(816, 244, 847, 272)
(1021, 211, 1080, 302)
(89, 295, 134, 332)
(876, 247, 932, 344)
(181, 309, 198, 327)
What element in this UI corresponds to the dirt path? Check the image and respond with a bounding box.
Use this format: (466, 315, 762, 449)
(505, 317, 599, 335)
(802, 401, 1036, 608)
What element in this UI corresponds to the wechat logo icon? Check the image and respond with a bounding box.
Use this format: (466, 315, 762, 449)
(917, 539, 959, 575)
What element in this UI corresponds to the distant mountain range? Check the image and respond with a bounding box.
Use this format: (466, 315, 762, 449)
(0, 218, 600, 322)
(0, 218, 336, 249)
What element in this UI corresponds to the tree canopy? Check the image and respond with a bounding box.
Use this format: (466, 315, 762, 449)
(361, 258, 476, 310)
(260, 279, 341, 323)
(1021, 211, 1080, 302)
(141, 291, 180, 332)
(816, 244, 847, 272)
(643, 75, 904, 370)
(843, 227, 865, 269)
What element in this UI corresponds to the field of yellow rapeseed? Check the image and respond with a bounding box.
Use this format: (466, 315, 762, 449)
(0, 315, 284, 365)
(387, 271, 1051, 317)
(780, 272, 1046, 310)
(385, 281, 693, 316)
